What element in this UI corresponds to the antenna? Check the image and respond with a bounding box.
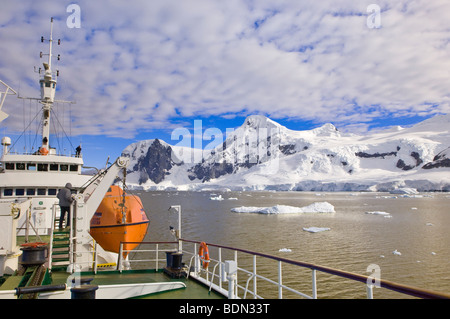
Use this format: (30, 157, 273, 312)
(0, 79, 17, 123)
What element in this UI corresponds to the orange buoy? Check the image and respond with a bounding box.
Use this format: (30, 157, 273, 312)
(198, 242, 210, 269)
(89, 185, 149, 258)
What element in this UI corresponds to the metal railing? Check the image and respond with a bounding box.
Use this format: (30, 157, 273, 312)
(116, 239, 450, 299)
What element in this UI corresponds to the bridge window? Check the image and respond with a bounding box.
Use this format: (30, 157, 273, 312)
(16, 163, 25, 170)
(37, 188, 46, 196)
(15, 189, 25, 196)
(60, 165, 68, 171)
(4, 189, 13, 196)
(27, 189, 36, 196)
(38, 163, 48, 171)
(50, 164, 58, 171)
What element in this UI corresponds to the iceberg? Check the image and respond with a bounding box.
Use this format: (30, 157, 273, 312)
(279, 248, 292, 252)
(365, 211, 391, 217)
(231, 202, 335, 214)
(302, 227, 331, 233)
(390, 188, 419, 195)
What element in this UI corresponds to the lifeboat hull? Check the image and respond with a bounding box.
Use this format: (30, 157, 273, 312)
(90, 186, 149, 258)
(90, 222, 149, 255)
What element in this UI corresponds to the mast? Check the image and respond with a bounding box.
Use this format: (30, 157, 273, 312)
(39, 17, 60, 154)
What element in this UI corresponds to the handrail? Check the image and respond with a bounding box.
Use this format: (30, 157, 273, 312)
(119, 240, 450, 299)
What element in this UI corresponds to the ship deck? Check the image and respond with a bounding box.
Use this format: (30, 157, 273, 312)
(49, 268, 225, 299)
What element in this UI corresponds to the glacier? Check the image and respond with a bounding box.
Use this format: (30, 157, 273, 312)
(121, 114, 450, 192)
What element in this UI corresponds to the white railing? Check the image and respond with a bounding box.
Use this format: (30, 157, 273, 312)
(116, 239, 450, 299)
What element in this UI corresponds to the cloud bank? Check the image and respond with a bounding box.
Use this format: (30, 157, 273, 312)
(0, 0, 449, 138)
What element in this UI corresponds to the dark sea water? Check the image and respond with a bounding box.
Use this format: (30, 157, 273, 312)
(136, 190, 450, 299)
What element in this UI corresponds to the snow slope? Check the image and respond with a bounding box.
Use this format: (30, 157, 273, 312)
(121, 114, 450, 192)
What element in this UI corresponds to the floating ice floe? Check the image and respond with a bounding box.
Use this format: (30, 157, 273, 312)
(431, 252, 437, 255)
(426, 223, 434, 226)
(210, 195, 224, 201)
(365, 211, 392, 218)
(231, 202, 335, 214)
(279, 248, 292, 252)
(302, 227, 331, 233)
(228, 197, 238, 200)
(393, 249, 402, 256)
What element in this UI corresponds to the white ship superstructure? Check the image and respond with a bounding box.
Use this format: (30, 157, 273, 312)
(0, 18, 92, 236)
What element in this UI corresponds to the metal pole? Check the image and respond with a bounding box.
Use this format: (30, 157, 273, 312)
(312, 269, 317, 299)
(278, 261, 282, 299)
(118, 243, 123, 272)
(178, 206, 182, 253)
(219, 248, 222, 290)
(253, 255, 257, 299)
(155, 244, 159, 270)
(367, 284, 374, 299)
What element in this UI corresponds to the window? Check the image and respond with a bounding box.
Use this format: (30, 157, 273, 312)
(45, 82, 51, 87)
(60, 165, 68, 171)
(37, 189, 46, 196)
(16, 189, 25, 196)
(16, 163, 25, 170)
(48, 189, 57, 196)
(70, 165, 78, 172)
(50, 164, 59, 171)
(27, 189, 36, 196)
(5, 163, 14, 170)
(4, 189, 13, 196)
(27, 163, 36, 171)
(38, 163, 48, 171)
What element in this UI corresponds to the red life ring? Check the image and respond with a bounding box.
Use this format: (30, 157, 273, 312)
(198, 242, 210, 269)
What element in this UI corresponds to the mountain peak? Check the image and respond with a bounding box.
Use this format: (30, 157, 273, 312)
(243, 115, 283, 130)
(312, 123, 339, 137)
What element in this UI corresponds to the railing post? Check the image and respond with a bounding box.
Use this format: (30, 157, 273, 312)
(367, 284, 374, 299)
(234, 250, 238, 298)
(253, 255, 257, 299)
(278, 261, 282, 299)
(118, 243, 123, 273)
(219, 248, 222, 290)
(93, 242, 98, 274)
(194, 243, 198, 273)
(155, 244, 159, 270)
(312, 269, 317, 299)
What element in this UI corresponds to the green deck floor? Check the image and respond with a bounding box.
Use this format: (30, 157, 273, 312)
(49, 269, 225, 299)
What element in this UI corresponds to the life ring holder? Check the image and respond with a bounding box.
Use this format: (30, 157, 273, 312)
(198, 242, 210, 269)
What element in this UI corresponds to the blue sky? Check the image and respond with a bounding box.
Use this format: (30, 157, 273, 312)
(0, 0, 449, 168)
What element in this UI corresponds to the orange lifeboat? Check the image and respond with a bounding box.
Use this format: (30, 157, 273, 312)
(89, 185, 149, 258)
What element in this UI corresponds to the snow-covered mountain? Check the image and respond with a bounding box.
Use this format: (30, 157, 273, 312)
(121, 114, 450, 192)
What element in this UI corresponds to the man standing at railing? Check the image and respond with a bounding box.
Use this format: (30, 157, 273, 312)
(57, 182, 74, 229)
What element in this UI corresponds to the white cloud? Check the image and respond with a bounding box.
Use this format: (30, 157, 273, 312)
(0, 0, 449, 138)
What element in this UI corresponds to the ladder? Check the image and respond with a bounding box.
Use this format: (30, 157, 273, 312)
(48, 204, 72, 271)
